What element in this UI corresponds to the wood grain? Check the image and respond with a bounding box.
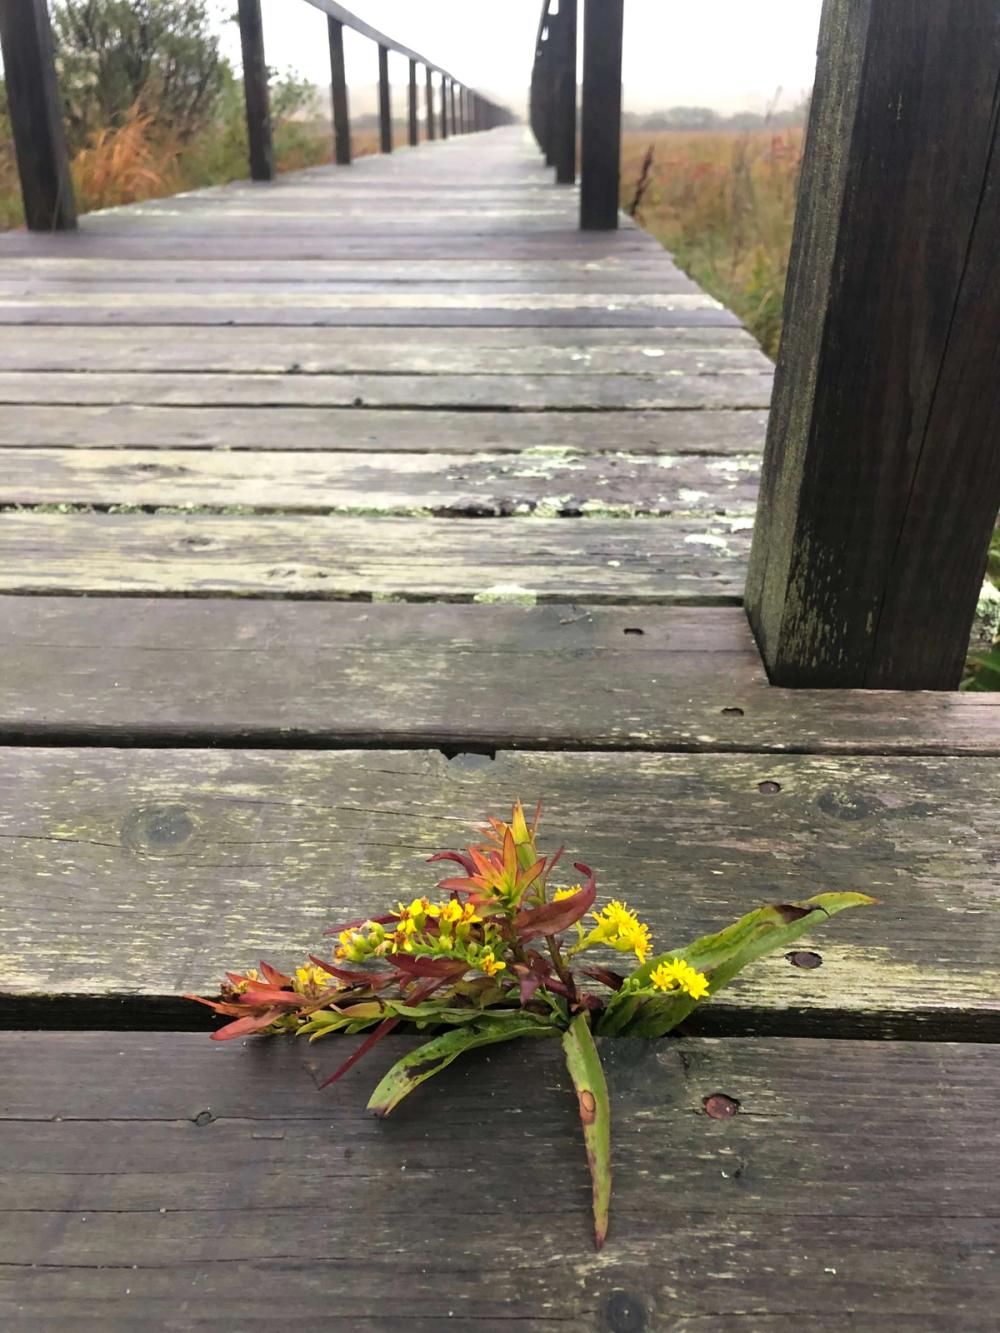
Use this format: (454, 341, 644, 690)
(0, 370, 773, 411)
(2, 745, 998, 1033)
(0, 405, 770, 454)
(0, 512, 750, 601)
(2, 1033, 998, 1328)
(4, 599, 1000, 756)
(0, 447, 760, 515)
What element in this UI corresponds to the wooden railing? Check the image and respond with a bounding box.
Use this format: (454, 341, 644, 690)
(529, 0, 624, 230)
(0, 0, 513, 230)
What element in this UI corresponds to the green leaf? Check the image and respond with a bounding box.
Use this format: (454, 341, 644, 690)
(598, 891, 876, 1037)
(366, 1019, 556, 1117)
(561, 1012, 612, 1251)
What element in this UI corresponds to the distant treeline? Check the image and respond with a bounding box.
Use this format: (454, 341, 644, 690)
(622, 103, 809, 132)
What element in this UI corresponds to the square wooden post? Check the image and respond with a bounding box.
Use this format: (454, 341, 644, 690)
(0, 0, 76, 230)
(407, 59, 419, 146)
(237, 0, 274, 181)
(746, 0, 1000, 690)
(377, 45, 392, 153)
(553, 0, 578, 184)
(327, 16, 351, 165)
(425, 68, 436, 141)
(579, 0, 623, 228)
(440, 76, 449, 139)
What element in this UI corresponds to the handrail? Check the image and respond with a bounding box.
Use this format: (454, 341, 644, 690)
(0, 0, 514, 229)
(529, 0, 623, 230)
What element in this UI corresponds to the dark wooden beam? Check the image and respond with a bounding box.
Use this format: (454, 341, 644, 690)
(450, 78, 458, 136)
(425, 67, 436, 140)
(236, 0, 274, 182)
(377, 45, 393, 153)
(327, 16, 351, 165)
(440, 76, 449, 139)
(746, 0, 1000, 690)
(554, 0, 578, 184)
(579, 0, 623, 228)
(407, 58, 419, 146)
(0, 0, 77, 229)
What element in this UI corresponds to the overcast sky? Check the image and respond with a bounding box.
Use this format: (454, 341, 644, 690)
(213, 1, 824, 116)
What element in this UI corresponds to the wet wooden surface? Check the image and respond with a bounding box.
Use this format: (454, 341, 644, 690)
(1, 126, 996, 1327)
(2, 1033, 998, 1330)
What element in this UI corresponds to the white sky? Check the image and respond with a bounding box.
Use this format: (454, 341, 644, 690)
(213, 1, 824, 116)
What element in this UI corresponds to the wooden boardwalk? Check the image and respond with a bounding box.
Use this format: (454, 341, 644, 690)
(2, 128, 999, 1329)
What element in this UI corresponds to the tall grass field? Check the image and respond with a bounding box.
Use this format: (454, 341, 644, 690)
(620, 128, 803, 358)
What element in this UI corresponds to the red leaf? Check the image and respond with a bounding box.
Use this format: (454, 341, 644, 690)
(238, 987, 303, 1010)
(259, 962, 292, 988)
(427, 850, 478, 875)
(184, 993, 246, 1018)
(307, 956, 395, 989)
(581, 966, 626, 992)
(319, 1017, 401, 1087)
(514, 864, 596, 941)
(210, 1006, 287, 1041)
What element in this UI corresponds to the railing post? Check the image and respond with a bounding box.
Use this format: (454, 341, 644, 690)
(746, 0, 1000, 690)
(237, 0, 274, 182)
(539, 30, 555, 165)
(425, 67, 437, 140)
(554, 0, 578, 184)
(377, 44, 392, 153)
(579, 0, 623, 228)
(450, 79, 458, 136)
(327, 15, 351, 166)
(440, 76, 449, 139)
(407, 58, 419, 146)
(0, 0, 76, 230)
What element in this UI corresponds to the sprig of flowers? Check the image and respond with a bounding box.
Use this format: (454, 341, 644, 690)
(188, 799, 875, 1248)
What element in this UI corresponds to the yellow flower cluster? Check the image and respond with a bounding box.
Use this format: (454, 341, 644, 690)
(334, 897, 506, 977)
(649, 958, 710, 1000)
(229, 967, 260, 994)
(590, 900, 652, 964)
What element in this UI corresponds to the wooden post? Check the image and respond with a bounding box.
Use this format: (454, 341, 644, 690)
(407, 58, 419, 146)
(0, 0, 76, 231)
(579, 0, 623, 228)
(425, 67, 436, 140)
(457, 86, 465, 134)
(327, 16, 351, 166)
(237, 0, 274, 182)
(440, 76, 449, 139)
(377, 45, 392, 153)
(450, 79, 458, 136)
(539, 33, 555, 165)
(746, 0, 1000, 691)
(554, 0, 578, 184)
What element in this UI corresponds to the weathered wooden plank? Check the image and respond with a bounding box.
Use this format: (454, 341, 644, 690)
(0, 512, 750, 600)
(0, 289, 719, 311)
(0, 326, 768, 374)
(4, 598, 1000, 757)
(0, 448, 760, 515)
(0, 406, 771, 454)
(1, 746, 998, 1028)
(746, 0, 1000, 689)
(0, 371, 771, 411)
(2, 1034, 997, 1328)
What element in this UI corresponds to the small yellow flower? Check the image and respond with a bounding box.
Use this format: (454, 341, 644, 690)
(477, 950, 506, 977)
(229, 966, 260, 994)
(294, 964, 334, 994)
(650, 958, 710, 1000)
(587, 900, 653, 962)
(439, 900, 464, 924)
(553, 885, 583, 901)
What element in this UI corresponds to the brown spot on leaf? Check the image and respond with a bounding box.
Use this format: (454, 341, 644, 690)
(774, 903, 813, 924)
(704, 1093, 740, 1119)
(578, 1089, 597, 1123)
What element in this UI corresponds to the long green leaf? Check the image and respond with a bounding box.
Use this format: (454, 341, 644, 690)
(561, 1012, 612, 1251)
(598, 891, 875, 1037)
(366, 1020, 556, 1117)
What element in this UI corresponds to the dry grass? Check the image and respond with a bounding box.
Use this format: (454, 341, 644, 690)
(620, 129, 803, 357)
(0, 109, 383, 229)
